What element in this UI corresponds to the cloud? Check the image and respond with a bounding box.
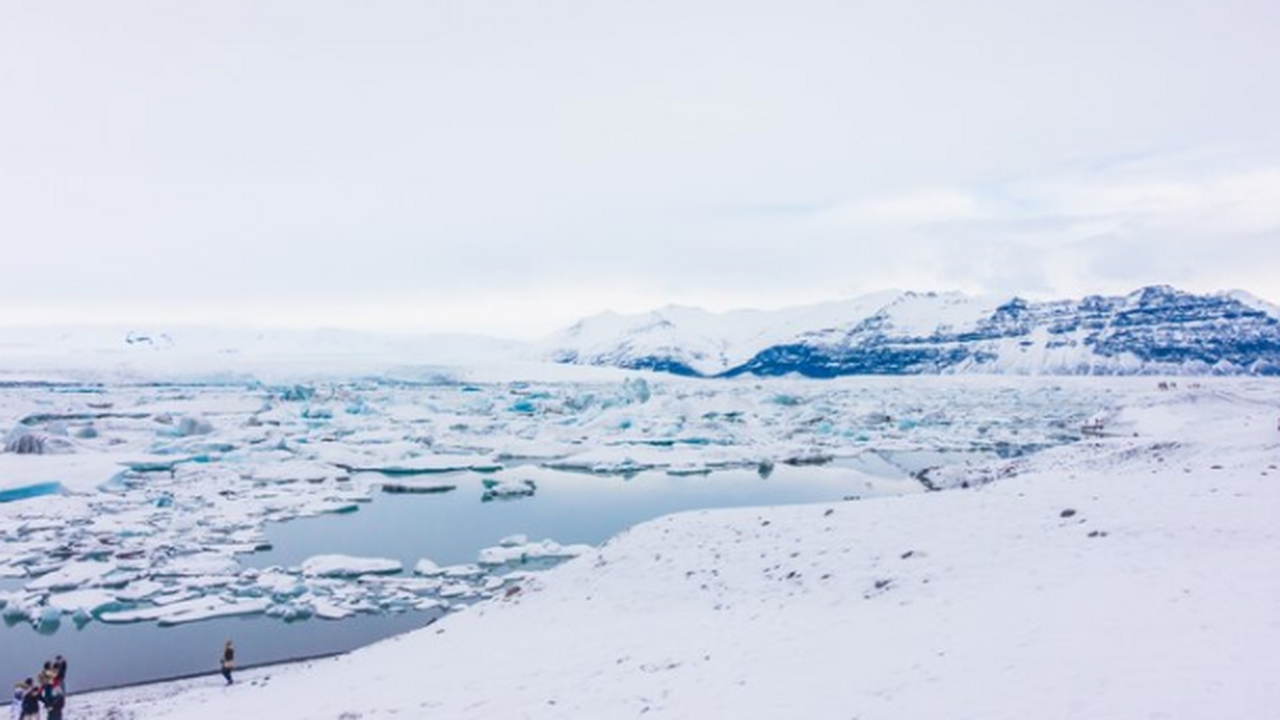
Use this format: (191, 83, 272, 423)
(810, 189, 987, 228)
(1021, 166, 1280, 235)
(782, 160, 1280, 304)
(1, 1, 1278, 334)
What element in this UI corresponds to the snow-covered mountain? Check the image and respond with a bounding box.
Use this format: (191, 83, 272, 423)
(545, 286, 1280, 377)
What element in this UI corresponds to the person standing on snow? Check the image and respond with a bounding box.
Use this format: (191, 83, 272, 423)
(52, 656, 66, 693)
(42, 682, 64, 720)
(19, 681, 40, 720)
(10, 681, 24, 720)
(221, 641, 235, 685)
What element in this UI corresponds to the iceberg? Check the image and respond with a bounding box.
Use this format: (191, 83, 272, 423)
(380, 479, 458, 494)
(153, 553, 241, 577)
(33, 605, 61, 634)
(4, 430, 48, 455)
(337, 455, 500, 475)
(116, 580, 167, 602)
(311, 597, 355, 620)
(248, 461, 349, 485)
(101, 596, 271, 626)
(477, 539, 592, 569)
(46, 589, 126, 616)
(0, 481, 63, 504)
(301, 554, 403, 578)
(25, 560, 118, 592)
(480, 478, 536, 501)
(413, 558, 444, 576)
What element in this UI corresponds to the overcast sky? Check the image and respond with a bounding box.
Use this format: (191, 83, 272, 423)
(2, 0, 1277, 338)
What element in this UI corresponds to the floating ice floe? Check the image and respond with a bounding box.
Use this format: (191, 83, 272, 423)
(666, 463, 712, 476)
(0, 481, 63, 504)
(545, 449, 654, 475)
(544, 444, 758, 475)
(293, 497, 364, 516)
(25, 560, 118, 592)
(101, 596, 272, 626)
(45, 588, 126, 615)
(301, 554, 404, 577)
(439, 563, 484, 579)
(116, 580, 167, 602)
(153, 552, 241, 577)
(358, 575, 443, 597)
(4, 429, 51, 455)
(0, 374, 1114, 636)
(380, 479, 457, 494)
(492, 440, 574, 462)
(438, 582, 479, 599)
(477, 538, 592, 569)
(481, 478, 536, 501)
(247, 461, 349, 485)
(337, 454, 501, 475)
(413, 558, 443, 576)
(170, 416, 215, 437)
(311, 597, 355, 620)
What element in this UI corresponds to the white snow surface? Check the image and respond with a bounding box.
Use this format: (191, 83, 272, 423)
(73, 380, 1280, 719)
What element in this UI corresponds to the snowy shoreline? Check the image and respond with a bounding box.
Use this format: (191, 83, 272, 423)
(59, 379, 1280, 719)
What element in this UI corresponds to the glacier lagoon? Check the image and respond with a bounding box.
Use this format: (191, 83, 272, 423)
(0, 376, 1112, 691)
(0, 462, 916, 691)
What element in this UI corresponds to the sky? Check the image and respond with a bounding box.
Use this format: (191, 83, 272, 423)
(1, 0, 1278, 339)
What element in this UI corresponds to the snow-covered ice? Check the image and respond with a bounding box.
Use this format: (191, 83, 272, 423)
(0, 374, 1101, 640)
(477, 538, 592, 568)
(63, 377, 1280, 719)
(300, 555, 403, 578)
(480, 477, 536, 501)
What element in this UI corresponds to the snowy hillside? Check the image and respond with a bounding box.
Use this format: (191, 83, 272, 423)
(540, 291, 908, 376)
(75, 378, 1280, 719)
(546, 286, 1280, 377)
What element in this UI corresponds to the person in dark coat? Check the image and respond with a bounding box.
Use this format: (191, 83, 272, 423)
(42, 682, 64, 720)
(52, 656, 66, 692)
(19, 681, 40, 720)
(221, 640, 235, 685)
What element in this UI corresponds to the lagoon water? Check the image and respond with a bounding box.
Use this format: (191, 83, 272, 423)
(1, 462, 916, 693)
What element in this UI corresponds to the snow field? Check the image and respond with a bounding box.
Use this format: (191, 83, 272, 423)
(73, 379, 1280, 719)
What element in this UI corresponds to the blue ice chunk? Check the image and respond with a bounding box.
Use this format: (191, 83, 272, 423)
(509, 400, 537, 414)
(0, 481, 63, 504)
(278, 385, 317, 402)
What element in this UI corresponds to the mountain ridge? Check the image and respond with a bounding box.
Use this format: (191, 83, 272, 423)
(544, 286, 1280, 377)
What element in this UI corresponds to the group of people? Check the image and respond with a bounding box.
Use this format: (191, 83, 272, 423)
(10, 656, 66, 720)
